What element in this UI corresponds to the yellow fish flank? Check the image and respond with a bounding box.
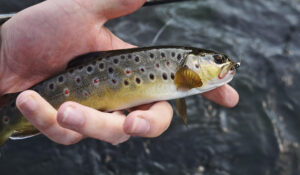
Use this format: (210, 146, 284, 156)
(0, 46, 240, 146)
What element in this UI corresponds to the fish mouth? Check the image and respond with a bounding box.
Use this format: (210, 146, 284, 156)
(218, 61, 240, 79)
(218, 63, 232, 79)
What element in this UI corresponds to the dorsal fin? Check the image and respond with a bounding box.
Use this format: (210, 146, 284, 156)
(67, 51, 114, 69)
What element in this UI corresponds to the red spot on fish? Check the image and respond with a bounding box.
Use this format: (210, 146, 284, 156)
(76, 78, 81, 83)
(94, 79, 99, 84)
(112, 79, 117, 84)
(3, 116, 9, 123)
(166, 61, 170, 66)
(156, 63, 160, 68)
(125, 70, 131, 74)
(84, 92, 89, 96)
(140, 68, 145, 72)
(64, 89, 69, 95)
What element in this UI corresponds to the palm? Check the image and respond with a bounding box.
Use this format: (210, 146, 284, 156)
(0, 0, 133, 95)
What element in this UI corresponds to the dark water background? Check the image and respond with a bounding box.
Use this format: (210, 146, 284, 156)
(1, 0, 300, 174)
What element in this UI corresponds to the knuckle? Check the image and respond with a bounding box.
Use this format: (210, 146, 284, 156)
(36, 117, 56, 131)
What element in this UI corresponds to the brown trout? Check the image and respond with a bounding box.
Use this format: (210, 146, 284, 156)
(0, 46, 239, 146)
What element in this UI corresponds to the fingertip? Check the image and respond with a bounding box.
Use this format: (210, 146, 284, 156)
(16, 90, 44, 119)
(16, 90, 38, 106)
(227, 86, 239, 107)
(202, 84, 239, 108)
(124, 101, 173, 137)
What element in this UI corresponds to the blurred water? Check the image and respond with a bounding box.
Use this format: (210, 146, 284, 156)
(0, 0, 300, 175)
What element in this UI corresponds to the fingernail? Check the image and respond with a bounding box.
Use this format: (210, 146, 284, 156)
(129, 116, 150, 135)
(60, 106, 85, 129)
(17, 95, 38, 115)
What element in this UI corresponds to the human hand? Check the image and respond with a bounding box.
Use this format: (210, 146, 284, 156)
(0, 0, 239, 145)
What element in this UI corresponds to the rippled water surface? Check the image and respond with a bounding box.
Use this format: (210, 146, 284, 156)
(0, 0, 300, 175)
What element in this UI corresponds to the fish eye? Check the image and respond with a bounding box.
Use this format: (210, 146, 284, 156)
(213, 54, 225, 64)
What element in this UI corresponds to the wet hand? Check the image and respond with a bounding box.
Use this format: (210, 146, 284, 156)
(1, 0, 238, 145)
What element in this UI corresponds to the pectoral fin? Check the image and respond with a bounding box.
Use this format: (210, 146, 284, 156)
(175, 98, 187, 124)
(174, 66, 203, 90)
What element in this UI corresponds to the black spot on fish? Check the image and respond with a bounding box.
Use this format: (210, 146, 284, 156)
(136, 78, 141, 84)
(162, 73, 168, 80)
(161, 52, 165, 57)
(92, 61, 97, 65)
(171, 72, 175, 80)
(68, 69, 74, 74)
(128, 54, 132, 59)
(87, 66, 93, 73)
(121, 55, 125, 59)
(78, 65, 83, 70)
(112, 79, 117, 84)
(135, 56, 140, 62)
(58, 76, 64, 83)
(113, 58, 119, 64)
(150, 53, 154, 59)
(99, 63, 104, 70)
(195, 64, 199, 69)
(124, 80, 129, 86)
(49, 83, 54, 90)
(171, 52, 175, 57)
(108, 67, 114, 74)
(149, 73, 155, 80)
(177, 54, 182, 61)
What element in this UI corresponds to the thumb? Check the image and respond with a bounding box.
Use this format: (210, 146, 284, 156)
(92, 0, 147, 20)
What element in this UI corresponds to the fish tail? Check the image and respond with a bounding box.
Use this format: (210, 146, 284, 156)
(0, 130, 13, 147)
(0, 124, 39, 147)
(0, 92, 39, 147)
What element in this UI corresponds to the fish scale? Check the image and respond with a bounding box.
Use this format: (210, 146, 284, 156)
(0, 46, 239, 146)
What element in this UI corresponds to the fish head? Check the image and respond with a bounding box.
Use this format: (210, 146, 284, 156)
(184, 50, 239, 91)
